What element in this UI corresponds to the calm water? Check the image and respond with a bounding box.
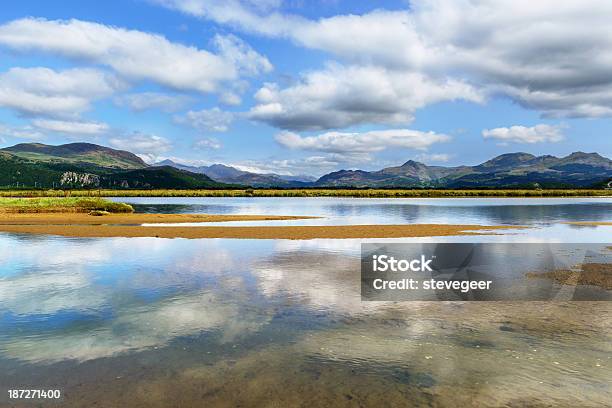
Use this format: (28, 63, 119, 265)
(1, 198, 610, 407)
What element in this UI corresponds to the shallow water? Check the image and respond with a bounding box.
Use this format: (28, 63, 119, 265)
(1, 198, 610, 407)
(119, 196, 612, 225)
(121, 196, 612, 242)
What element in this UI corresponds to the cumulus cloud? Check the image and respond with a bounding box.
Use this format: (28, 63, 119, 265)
(0, 122, 46, 140)
(0, 67, 121, 118)
(0, 18, 271, 94)
(175, 107, 233, 132)
(32, 119, 109, 135)
(275, 129, 450, 154)
(415, 153, 452, 163)
(482, 124, 565, 144)
(114, 92, 192, 112)
(194, 137, 222, 150)
(212, 33, 272, 76)
(156, 0, 612, 120)
(109, 132, 172, 163)
(219, 92, 242, 106)
(227, 154, 356, 177)
(152, 0, 425, 75)
(150, 0, 301, 37)
(250, 65, 482, 130)
(268, 154, 370, 176)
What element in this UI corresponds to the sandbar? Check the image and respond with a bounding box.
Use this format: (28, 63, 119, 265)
(0, 216, 520, 239)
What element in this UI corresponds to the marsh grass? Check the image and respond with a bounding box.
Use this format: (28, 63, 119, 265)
(0, 197, 134, 213)
(0, 189, 610, 198)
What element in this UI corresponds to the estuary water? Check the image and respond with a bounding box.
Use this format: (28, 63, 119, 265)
(0, 197, 610, 407)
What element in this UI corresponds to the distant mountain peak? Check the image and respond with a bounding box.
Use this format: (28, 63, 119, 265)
(155, 159, 178, 166)
(564, 151, 604, 160)
(487, 152, 536, 162)
(400, 159, 427, 168)
(475, 152, 538, 171)
(208, 164, 236, 170)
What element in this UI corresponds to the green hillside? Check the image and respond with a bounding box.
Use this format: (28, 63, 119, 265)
(0, 143, 233, 190)
(0, 151, 65, 188)
(105, 166, 233, 189)
(2, 142, 147, 169)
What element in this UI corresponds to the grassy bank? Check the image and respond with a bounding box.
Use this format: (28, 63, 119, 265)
(0, 189, 611, 198)
(0, 197, 134, 213)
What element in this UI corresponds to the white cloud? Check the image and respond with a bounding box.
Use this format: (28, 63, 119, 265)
(275, 129, 450, 154)
(194, 137, 222, 150)
(153, 156, 211, 167)
(109, 132, 172, 163)
(0, 18, 271, 94)
(150, 153, 362, 178)
(250, 64, 482, 130)
(0, 122, 46, 140)
(156, 0, 612, 120)
(266, 154, 368, 176)
(176, 107, 233, 132)
(114, 92, 192, 112)
(161, 4, 424, 73)
(482, 124, 565, 144)
(0, 67, 121, 118)
(150, 0, 300, 37)
(219, 92, 242, 106)
(32, 119, 109, 135)
(227, 154, 354, 177)
(212, 33, 272, 76)
(415, 153, 452, 163)
(273, 156, 338, 172)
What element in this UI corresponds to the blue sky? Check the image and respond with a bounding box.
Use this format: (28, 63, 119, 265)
(0, 0, 610, 176)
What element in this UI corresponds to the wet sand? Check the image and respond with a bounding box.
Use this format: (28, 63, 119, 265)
(0, 223, 517, 239)
(526, 263, 612, 290)
(4, 301, 610, 408)
(565, 221, 612, 226)
(0, 218, 518, 239)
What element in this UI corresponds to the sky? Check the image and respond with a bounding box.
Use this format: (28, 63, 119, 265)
(0, 0, 610, 177)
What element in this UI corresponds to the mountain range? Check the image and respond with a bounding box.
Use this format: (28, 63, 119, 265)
(315, 152, 612, 188)
(0, 143, 229, 189)
(154, 159, 315, 187)
(0, 142, 610, 189)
